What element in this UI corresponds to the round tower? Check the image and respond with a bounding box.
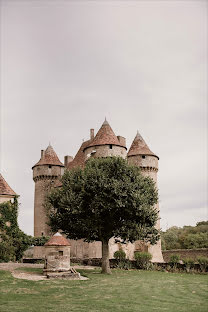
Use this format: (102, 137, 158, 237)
(83, 118, 127, 160)
(127, 131, 164, 262)
(32, 144, 64, 237)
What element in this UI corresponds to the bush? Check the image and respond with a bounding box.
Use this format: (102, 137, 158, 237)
(134, 251, 152, 270)
(169, 254, 180, 265)
(169, 254, 180, 271)
(197, 256, 208, 272)
(183, 258, 194, 273)
(114, 250, 126, 261)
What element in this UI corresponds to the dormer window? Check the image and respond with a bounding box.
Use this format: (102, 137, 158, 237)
(142, 155, 146, 159)
(109, 144, 113, 149)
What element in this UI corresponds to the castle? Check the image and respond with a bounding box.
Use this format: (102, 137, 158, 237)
(32, 119, 163, 262)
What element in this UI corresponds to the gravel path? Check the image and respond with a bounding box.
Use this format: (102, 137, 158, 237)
(0, 262, 94, 281)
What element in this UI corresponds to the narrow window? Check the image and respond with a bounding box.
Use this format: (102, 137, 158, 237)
(109, 144, 113, 149)
(142, 155, 146, 159)
(59, 251, 63, 256)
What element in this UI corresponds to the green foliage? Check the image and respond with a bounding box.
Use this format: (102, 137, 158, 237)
(47, 157, 159, 243)
(134, 251, 152, 270)
(0, 198, 32, 262)
(169, 254, 180, 264)
(161, 221, 208, 250)
(183, 258, 194, 272)
(114, 250, 126, 261)
(197, 256, 208, 272)
(47, 157, 159, 273)
(32, 236, 50, 246)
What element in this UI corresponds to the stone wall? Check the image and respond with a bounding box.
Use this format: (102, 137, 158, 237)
(162, 248, 208, 262)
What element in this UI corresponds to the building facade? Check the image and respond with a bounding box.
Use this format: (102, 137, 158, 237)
(32, 119, 164, 262)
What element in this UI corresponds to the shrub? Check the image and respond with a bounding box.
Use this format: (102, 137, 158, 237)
(114, 250, 126, 261)
(169, 254, 180, 265)
(197, 256, 208, 273)
(183, 258, 194, 273)
(134, 251, 152, 270)
(168, 254, 180, 271)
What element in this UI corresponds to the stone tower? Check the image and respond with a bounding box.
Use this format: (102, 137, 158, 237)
(32, 144, 64, 237)
(127, 131, 163, 262)
(83, 118, 127, 160)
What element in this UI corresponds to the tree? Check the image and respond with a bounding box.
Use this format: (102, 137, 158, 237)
(161, 221, 208, 250)
(47, 157, 160, 274)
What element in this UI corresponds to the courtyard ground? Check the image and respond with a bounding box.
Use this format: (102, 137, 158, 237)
(0, 263, 207, 312)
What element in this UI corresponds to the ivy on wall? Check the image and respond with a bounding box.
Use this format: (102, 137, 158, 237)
(0, 198, 50, 262)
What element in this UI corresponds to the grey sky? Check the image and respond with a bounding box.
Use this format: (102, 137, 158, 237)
(0, 0, 207, 235)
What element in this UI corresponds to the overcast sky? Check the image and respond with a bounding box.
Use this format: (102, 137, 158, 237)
(0, 0, 207, 235)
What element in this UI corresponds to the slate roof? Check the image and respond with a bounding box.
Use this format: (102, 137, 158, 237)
(67, 140, 91, 169)
(86, 119, 126, 149)
(0, 174, 17, 196)
(44, 232, 70, 246)
(32, 144, 64, 168)
(127, 131, 159, 159)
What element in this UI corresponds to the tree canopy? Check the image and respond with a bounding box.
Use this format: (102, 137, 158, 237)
(161, 221, 208, 250)
(47, 157, 159, 273)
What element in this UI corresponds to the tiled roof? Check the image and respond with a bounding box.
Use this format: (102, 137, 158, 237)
(0, 174, 17, 196)
(33, 144, 64, 168)
(86, 119, 126, 149)
(44, 232, 70, 246)
(67, 140, 90, 170)
(127, 131, 159, 159)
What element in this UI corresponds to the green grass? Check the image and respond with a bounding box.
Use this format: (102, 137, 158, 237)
(0, 268, 207, 312)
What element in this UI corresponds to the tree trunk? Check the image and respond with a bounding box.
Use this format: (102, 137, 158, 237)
(101, 239, 111, 274)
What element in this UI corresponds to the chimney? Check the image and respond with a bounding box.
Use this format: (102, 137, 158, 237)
(64, 155, 73, 167)
(117, 136, 126, 147)
(41, 150, 45, 158)
(90, 129, 94, 140)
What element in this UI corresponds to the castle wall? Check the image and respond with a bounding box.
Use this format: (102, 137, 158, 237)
(33, 165, 63, 237)
(127, 154, 164, 262)
(84, 145, 127, 159)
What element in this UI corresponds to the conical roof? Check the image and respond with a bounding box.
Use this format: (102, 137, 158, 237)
(44, 232, 70, 246)
(0, 174, 17, 196)
(67, 140, 90, 170)
(86, 119, 126, 149)
(32, 144, 64, 168)
(127, 131, 159, 159)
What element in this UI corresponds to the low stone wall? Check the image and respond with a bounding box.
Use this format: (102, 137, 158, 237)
(162, 248, 208, 262)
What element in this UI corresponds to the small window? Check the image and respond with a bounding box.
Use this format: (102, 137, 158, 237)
(109, 144, 113, 149)
(59, 251, 63, 256)
(142, 155, 146, 159)
(41, 232, 44, 236)
(49, 165, 52, 168)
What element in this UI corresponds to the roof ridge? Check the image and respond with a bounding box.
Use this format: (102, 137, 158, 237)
(0, 173, 17, 196)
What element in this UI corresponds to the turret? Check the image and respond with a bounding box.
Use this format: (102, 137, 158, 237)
(127, 132, 163, 262)
(32, 144, 64, 237)
(83, 118, 127, 160)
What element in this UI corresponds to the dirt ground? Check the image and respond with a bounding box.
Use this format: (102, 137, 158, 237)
(0, 263, 94, 281)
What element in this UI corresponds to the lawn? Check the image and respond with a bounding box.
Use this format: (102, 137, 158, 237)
(0, 267, 207, 312)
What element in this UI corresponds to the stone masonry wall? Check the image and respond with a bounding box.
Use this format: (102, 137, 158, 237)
(162, 248, 208, 262)
(84, 145, 127, 159)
